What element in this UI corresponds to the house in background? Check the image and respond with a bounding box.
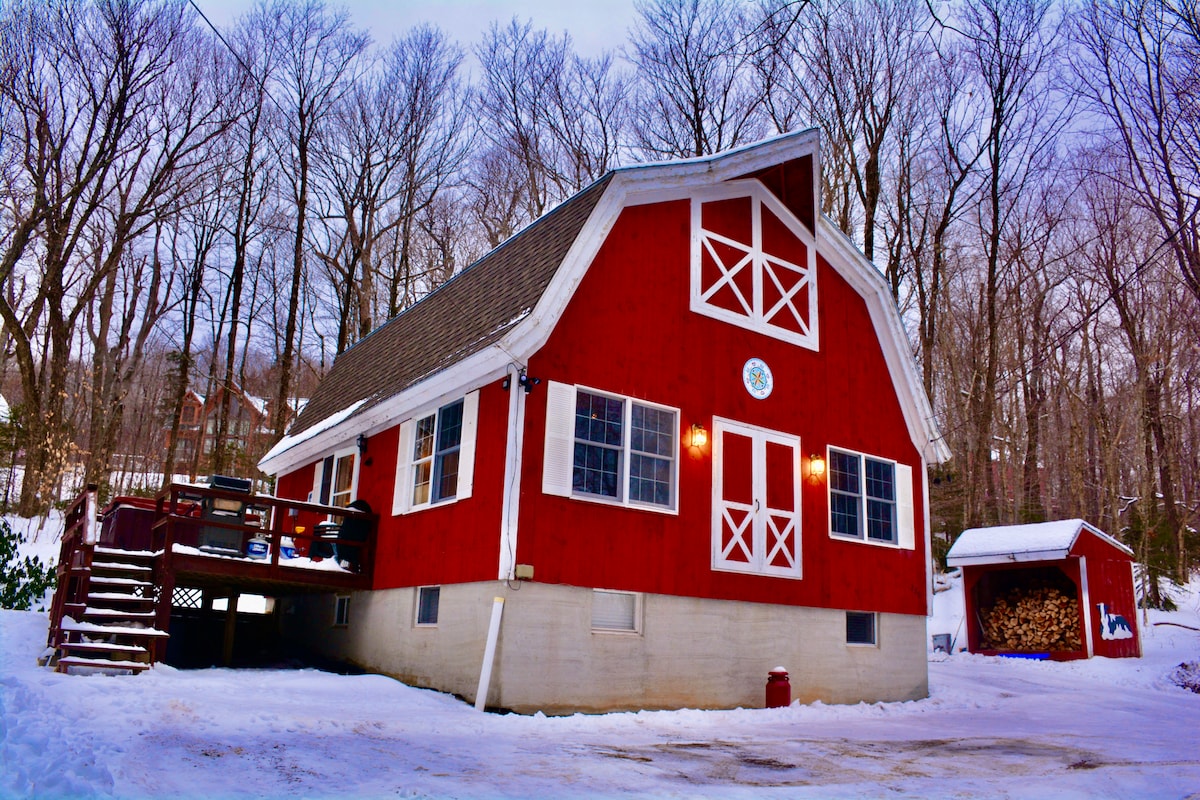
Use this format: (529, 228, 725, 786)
(259, 130, 949, 714)
(170, 385, 305, 478)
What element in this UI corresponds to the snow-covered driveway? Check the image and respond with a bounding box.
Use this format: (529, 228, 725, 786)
(3, 604, 1199, 799)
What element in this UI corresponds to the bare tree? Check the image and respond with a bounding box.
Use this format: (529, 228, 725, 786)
(1073, 0, 1200, 306)
(0, 0, 231, 513)
(952, 0, 1068, 527)
(757, 0, 932, 264)
(313, 24, 471, 353)
(629, 0, 766, 158)
(262, 0, 367, 439)
(474, 19, 628, 233)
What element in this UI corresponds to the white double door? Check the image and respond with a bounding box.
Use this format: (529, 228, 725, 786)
(711, 418, 802, 579)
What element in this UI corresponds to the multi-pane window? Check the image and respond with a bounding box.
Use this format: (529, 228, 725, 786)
(416, 586, 440, 626)
(629, 405, 675, 506)
(330, 452, 356, 508)
(846, 611, 877, 645)
(573, 392, 624, 498)
(829, 448, 896, 544)
(411, 399, 464, 506)
(570, 390, 676, 509)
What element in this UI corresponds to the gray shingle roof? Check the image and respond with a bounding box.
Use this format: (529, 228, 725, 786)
(290, 174, 613, 437)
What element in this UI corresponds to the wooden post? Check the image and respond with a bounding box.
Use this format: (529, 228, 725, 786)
(222, 592, 240, 667)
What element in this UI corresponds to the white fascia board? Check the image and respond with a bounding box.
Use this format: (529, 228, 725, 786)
(626, 128, 820, 180)
(818, 217, 951, 464)
(259, 343, 513, 477)
(946, 549, 1071, 567)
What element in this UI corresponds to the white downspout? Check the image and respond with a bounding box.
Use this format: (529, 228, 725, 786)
(498, 363, 525, 581)
(475, 596, 505, 711)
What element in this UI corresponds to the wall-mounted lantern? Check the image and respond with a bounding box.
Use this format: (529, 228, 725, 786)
(690, 423, 709, 449)
(808, 452, 826, 481)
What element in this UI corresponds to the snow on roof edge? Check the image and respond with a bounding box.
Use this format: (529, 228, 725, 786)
(259, 399, 366, 466)
(947, 519, 1134, 565)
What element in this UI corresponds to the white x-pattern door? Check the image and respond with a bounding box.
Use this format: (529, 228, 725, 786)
(711, 419, 802, 579)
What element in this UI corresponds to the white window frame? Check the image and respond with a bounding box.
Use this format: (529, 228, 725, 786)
(392, 391, 479, 516)
(542, 382, 679, 514)
(711, 418, 802, 579)
(690, 182, 819, 350)
(415, 585, 440, 627)
(826, 446, 915, 550)
(328, 448, 358, 509)
(311, 447, 359, 513)
(845, 610, 878, 646)
(591, 589, 642, 634)
(334, 595, 350, 627)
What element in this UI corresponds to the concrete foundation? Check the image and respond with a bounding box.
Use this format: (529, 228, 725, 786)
(281, 582, 928, 714)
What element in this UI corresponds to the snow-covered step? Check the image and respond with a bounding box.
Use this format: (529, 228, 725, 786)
(90, 561, 153, 574)
(58, 641, 148, 655)
(94, 546, 159, 558)
(88, 576, 153, 589)
(83, 607, 157, 620)
(57, 656, 152, 672)
(61, 619, 169, 638)
(87, 592, 155, 603)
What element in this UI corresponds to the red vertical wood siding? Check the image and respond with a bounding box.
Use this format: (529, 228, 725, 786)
(516, 197, 928, 615)
(1071, 531, 1140, 658)
(274, 382, 511, 589)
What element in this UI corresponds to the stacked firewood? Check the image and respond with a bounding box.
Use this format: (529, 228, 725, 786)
(979, 586, 1081, 651)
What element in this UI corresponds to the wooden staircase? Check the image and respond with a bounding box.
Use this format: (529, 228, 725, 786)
(46, 489, 169, 674)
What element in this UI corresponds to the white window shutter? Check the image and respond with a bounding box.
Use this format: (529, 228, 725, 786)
(457, 390, 480, 500)
(896, 463, 915, 550)
(542, 381, 575, 497)
(309, 461, 321, 503)
(392, 418, 415, 516)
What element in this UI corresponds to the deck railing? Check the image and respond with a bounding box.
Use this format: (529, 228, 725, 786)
(45, 485, 99, 652)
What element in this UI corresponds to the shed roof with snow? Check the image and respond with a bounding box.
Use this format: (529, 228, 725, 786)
(946, 519, 1133, 567)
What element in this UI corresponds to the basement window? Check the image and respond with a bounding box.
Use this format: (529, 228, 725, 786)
(591, 589, 641, 634)
(334, 595, 350, 627)
(416, 586, 440, 626)
(846, 611, 877, 646)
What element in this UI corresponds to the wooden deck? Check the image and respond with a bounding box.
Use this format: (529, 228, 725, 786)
(46, 483, 379, 673)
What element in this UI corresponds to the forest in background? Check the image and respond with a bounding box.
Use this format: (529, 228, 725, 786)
(0, 0, 1196, 598)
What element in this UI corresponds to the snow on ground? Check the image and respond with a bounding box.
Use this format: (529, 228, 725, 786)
(3, 518, 1200, 799)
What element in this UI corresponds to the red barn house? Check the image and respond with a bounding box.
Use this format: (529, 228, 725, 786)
(259, 131, 949, 713)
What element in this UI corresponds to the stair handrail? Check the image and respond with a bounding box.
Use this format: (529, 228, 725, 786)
(46, 485, 99, 653)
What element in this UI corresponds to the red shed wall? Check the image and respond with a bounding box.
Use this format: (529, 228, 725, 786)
(274, 382, 511, 589)
(515, 196, 927, 615)
(1071, 531, 1140, 658)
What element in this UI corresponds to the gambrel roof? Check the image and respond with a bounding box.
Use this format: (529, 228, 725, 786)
(260, 130, 948, 475)
(291, 175, 613, 436)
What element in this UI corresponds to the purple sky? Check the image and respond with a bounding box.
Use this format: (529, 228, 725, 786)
(194, 0, 640, 57)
